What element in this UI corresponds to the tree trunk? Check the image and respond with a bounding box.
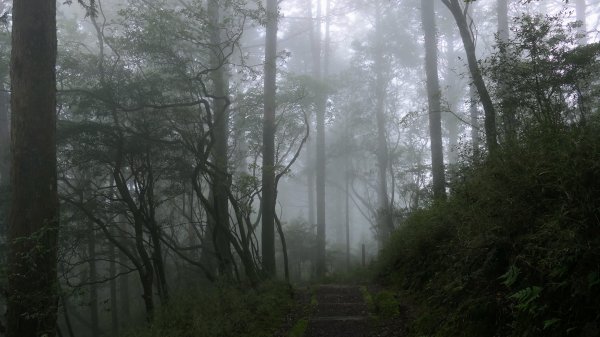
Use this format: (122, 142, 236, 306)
(575, 0, 587, 45)
(313, 0, 327, 278)
(443, 0, 498, 155)
(118, 233, 131, 329)
(87, 220, 99, 337)
(6, 0, 59, 335)
(421, 0, 446, 201)
(208, 0, 233, 278)
(0, 90, 9, 241)
(374, 0, 395, 237)
(108, 235, 119, 337)
(470, 84, 480, 154)
(261, 0, 278, 277)
(444, 31, 460, 164)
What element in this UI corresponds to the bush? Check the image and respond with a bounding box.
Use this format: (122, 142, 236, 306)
(123, 282, 294, 337)
(377, 125, 600, 337)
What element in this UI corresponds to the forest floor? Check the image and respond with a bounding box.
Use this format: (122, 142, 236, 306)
(278, 284, 408, 337)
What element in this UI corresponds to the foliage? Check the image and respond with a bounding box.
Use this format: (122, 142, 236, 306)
(123, 282, 294, 337)
(487, 12, 600, 137)
(377, 121, 600, 337)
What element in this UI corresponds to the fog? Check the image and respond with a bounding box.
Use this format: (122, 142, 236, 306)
(0, 0, 599, 336)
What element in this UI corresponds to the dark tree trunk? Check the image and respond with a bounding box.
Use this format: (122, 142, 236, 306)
(118, 233, 131, 328)
(421, 0, 446, 201)
(470, 84, 480, 154)
(207, 0, 233, 278)
(0, 91, 9, 240)
(108, 235, 119, 337)
(87, 221, 99, 337)
(6, 0, 59, 336)
(442, 0, 498, 154)
(261, 0, 278, 277)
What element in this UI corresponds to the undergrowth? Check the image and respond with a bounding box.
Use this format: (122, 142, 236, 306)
(122, 281, 294, 337)
(377, 124, 600, 337)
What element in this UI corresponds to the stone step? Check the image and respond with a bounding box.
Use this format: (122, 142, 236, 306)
(310, 316, 368, 322)
(314, 302, 369, 317)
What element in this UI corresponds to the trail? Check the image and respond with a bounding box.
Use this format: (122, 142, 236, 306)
(303, 284, 406, 337)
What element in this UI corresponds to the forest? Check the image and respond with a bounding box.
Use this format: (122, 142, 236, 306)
(0, 0, 599, 336)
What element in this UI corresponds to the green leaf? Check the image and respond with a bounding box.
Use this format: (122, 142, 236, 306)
(543, 318, 561, 330)
(499, 265, 520, 287)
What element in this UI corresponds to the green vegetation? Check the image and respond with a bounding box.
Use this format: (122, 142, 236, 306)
(377, 123, 600, 337)
(123, 282, 294, 337)
(377, 12, 600, 337)
(288, 319, 308, 337)
(361, 286, 400, 320)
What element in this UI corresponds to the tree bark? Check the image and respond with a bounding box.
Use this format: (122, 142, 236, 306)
(208, 0, 233, 278)
(374, 0, 395, 237)
(421, 0, 446, 201)
(442, 0, 498, 155)
(87, 220, 99, 337)
(261, 0, 278, 277)
(6, 0, 59, 335)
(0, 90, 9, 239)
(470, 84, 480, 154)
(108, 232, 119, 337)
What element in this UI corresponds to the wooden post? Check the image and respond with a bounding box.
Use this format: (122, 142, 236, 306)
(361, 244, 366, 267)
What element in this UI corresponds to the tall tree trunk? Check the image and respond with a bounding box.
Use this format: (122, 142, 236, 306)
(497, 0, 509, 43)
(313, 0, 327, 278)
(261, 0, 278, 277)
(421, 0, 446, 201)
(374, 0, 395, 238)
(444, 31, 460, 164)
(118, 233, 131, 329)
(344, 121, 351, 271)
(470, 84, 480, 154)
(208, 0, 233, 278)
(6, 0, 59, 335)
(87, 220, 99, 337)
(306, 141, 315, 226)
(305, 0, 316, 230)
(575, 0, 587, 45)
(442, 0, 498, 155)
(0, 90, 9, 241)
(108, 234, 119, 337)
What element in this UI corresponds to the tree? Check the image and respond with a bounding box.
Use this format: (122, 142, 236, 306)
(374, 0, 395, 236)
(421, 0, 446, 200)
(261, 0, 278, 277)
(442, 0, 498, 154)
(575, 0, 587, 45)
(207, 0, 233, 278)
(6, 0, 60, 335)
(312, 0, 328, 278)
